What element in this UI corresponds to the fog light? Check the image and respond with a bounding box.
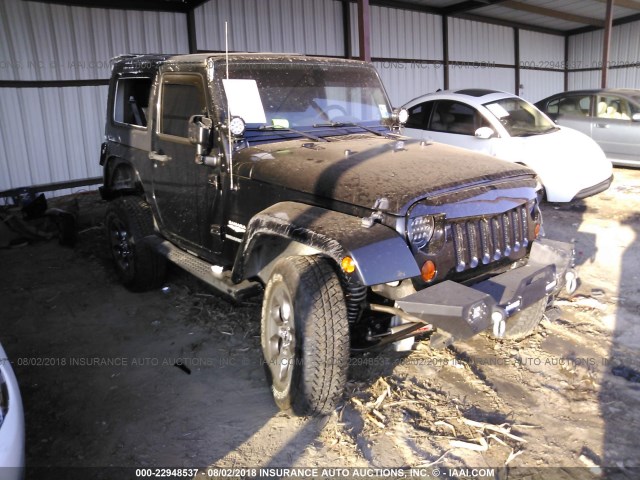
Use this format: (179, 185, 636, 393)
(421, 260, 436, 282)
(341, 256, 356, 274)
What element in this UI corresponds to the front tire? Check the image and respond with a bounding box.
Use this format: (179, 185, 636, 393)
(261, 255, 349, 416)
(499, 296, 548, 340)
(105, 196, 166, 291)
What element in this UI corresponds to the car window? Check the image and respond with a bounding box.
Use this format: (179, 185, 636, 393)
(113, 77, 152, 128)
(596, 95, 633, 120)
(406, 101, 434, 129)
(484, 97, 556, 137)
(160, 74, 207, 138)
(428, 100, 489, 136)
(545, 95, 591, 120)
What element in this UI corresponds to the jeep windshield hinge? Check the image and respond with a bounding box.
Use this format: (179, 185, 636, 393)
(361, 197, 390, 228)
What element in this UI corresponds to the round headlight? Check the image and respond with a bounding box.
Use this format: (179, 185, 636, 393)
(408, 215, 435, 248)
(229, 116, 246, 136)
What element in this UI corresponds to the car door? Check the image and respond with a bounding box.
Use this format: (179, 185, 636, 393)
(151, 71, 224, 254)
(590, 94, 640, 162)
(546, 93, 593, 137)
(404, 99, 494, 154)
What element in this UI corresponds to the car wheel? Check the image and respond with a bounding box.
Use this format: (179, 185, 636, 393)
(496, 296, 548, 340)
(261, 255, 349, 416)
(105, 196, 166, 291)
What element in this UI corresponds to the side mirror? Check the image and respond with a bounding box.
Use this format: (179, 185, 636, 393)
(632, 113, 640, 122)
(188, 115, 212, 148)
(189, 115, 217, 166)
(474, 127, 495, 139)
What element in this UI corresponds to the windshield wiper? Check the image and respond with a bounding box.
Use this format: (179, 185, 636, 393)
(312, 122, 400, 139)
(251, 125, 327, 142)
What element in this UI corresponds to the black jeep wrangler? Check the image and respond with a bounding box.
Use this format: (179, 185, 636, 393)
(100, 53, 572, 416)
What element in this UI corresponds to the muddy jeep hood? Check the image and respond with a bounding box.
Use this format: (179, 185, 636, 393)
(236, 136, 535, 215)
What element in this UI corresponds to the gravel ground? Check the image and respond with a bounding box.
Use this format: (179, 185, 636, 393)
(1, 167, 639, 479)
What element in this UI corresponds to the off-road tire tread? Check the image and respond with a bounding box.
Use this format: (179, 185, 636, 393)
(105, 196, 165, 291)
(500, 296, 547, 340)
(265, 255, 349, 416)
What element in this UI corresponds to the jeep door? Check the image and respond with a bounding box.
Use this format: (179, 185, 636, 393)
(151, 71, 224, 253)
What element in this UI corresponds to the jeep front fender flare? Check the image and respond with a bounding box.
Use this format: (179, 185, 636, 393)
(232, 202, 420, 286)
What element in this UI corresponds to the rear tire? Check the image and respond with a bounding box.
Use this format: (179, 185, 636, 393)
(105, 196, 166, 291)
(261, 255, 349, 416)
(499, 296, 548, 340)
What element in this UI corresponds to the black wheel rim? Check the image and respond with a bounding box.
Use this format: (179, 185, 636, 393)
(108, 216, 133, 275)
(264, 282, 296, 391)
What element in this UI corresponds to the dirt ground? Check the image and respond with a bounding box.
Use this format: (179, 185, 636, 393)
(1, 168, 640, 479)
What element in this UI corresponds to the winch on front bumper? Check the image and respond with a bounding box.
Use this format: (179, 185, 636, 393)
(366, 238, 575, 349)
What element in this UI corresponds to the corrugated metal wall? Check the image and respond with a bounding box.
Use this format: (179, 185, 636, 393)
(0, 2, 188, 81)
(375, 62, 444, 106)
(5, 0, 638, 193)
(194, 0, 344, 56)
(0, 0, 188, 195)
(568, 20, 640, 90)
(349, 4, 442, 60)
(449, 67, 516, 93)
(448, 18, 514, 65)
(518, 30, 564, 102)
(519, 70, 564, 103)
(353, 4, 443, 105)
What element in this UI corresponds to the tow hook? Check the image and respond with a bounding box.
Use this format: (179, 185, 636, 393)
(491, 309, 506, 338)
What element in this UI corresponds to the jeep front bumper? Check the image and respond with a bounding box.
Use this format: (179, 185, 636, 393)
(367, 239, 574, 349)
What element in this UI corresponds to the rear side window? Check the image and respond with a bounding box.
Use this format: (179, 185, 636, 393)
(160, 74, 207, 138)
(113, 78, 152, 127)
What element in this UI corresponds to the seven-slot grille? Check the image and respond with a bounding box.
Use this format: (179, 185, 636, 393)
(451, 204, 531, 272)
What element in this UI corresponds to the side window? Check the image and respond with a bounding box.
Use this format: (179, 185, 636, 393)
(557, 95, 591, 118)
(113, 77, 152, 127)
(546, 99, 559, 116)
(597, 95, 632, 120)
(429, 100, 489, 136)
(405, 102, 434, 129)
(160, 74, 207, 138)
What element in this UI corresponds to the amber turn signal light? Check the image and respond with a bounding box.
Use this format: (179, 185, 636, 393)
(421, 260, 436, 282)
(534, 223, 541, 239)
(341, 256, 356, 274)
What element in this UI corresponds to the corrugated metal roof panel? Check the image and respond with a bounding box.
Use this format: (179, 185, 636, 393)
(472, 5, 583, 31)
(375, 61, 444, 106)
(448, 17, 514, 64)
(194, 0, 344, 56)
(0, 0, 188, 81)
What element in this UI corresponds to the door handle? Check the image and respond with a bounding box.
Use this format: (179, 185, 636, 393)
(595, 123, 610, 129)
(149, 151, 172, 162)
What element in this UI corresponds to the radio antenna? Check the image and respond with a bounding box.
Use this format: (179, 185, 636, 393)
(225, 21, 234, 190)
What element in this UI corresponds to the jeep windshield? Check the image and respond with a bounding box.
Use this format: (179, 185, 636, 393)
(221, 61, 393, 143)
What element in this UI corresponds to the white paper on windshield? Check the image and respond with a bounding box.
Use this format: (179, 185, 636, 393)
(222, 79, 267, 124)
(486, 103, 510, 119)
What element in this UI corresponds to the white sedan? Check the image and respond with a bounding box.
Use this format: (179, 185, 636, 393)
(0, 341, 24, 479)
(402, 89, 613, 202)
